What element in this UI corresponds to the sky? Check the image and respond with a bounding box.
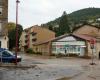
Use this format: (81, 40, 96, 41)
(8, 0, 100, 29)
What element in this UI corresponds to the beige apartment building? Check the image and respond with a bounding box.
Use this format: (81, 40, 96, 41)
(0, 0, 8, 49)
(19, 25, 55, 52)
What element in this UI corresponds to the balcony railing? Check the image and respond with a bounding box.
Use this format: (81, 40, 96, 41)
(25, 40, 28, 43)
(31, 32, 37, 36)
(32, 38, 37, 42)
(25, 35, 28, 38)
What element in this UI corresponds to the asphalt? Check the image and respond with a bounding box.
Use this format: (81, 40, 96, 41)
(0, 53, 100, 80)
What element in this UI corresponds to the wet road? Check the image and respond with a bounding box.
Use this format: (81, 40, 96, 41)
(0, 54, 99, 80)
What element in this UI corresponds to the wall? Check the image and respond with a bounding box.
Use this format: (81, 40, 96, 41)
(33, 42, 51, 56)
(0, 36, 8, 49)
(73, 25, 100, 37)
(52, 41, 86, 56)
(19, 26, 55, 52)
(73, 25, 100, 57)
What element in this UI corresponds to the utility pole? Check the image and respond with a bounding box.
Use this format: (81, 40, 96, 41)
(15, 0, 20, 65)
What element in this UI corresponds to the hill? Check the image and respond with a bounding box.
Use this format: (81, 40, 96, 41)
(42, 8, 100, 28)
(69, 8, 100, 24)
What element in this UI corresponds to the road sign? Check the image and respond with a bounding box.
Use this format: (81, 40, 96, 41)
(90, 44, 94, 49)
(89, 39, 96, 44)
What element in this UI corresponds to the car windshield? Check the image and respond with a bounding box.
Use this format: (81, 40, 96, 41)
(3, 50, 14, 56)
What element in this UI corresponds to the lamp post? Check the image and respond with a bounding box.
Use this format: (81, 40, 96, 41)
(15, 0, 20, 65)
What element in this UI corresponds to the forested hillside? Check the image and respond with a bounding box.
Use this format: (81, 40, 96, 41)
(41, 8, 100, 36)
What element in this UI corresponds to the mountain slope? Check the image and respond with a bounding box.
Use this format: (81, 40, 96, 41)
(69, 8, 100, 23)
(44, 8, 100, 27)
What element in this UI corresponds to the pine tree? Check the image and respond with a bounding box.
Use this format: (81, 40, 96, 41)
(57, 11, 71, 36)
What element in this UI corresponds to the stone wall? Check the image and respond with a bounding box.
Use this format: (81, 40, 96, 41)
(0, 0, 8, 34)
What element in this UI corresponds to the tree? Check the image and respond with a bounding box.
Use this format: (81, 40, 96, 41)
(48, 25, 53, 31)
(5, 22, 16, 32)
(57, 11, 71, 36)
(6, 22, 23, 50)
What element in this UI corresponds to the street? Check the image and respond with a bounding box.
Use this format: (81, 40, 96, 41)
(0, 54, 100, 80)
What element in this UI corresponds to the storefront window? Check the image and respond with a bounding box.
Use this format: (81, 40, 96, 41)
(52, 45, 56, 51)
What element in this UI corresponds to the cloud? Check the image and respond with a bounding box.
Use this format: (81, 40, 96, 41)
(8, 0, 100, 28)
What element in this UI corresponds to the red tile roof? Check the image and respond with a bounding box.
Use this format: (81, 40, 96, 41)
(73, 34, 96, 41)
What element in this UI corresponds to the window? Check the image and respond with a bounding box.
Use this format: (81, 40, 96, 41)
(52, 45, 56, 51)
(25, 40, 28, 43)
(25, 35, 28, 38)
(0, 1, 2, 6)
(32, 38, 37, 42)
(0, 7, 2, 15)
(32, 32, 37, 36)
(24, 30, 28, 33)
(2, 51, 12, 57)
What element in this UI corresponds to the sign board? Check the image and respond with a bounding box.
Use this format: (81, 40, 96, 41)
(89, 39, 96, 44)
(90, 44, 94, 49)
(89, 39, 96, 49)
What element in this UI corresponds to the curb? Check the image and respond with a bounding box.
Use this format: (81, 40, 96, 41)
(0, 63, 37, 69)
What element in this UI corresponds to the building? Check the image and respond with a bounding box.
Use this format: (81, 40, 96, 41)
(0, 0, 8, 49)
(32, 33, 98, 57)
(31, 25, 100, 57)
(51, 34, 86, 56)
(32, 34, 87, 56)
(73, 24, 100, 58)
(19, 25, 55, 52)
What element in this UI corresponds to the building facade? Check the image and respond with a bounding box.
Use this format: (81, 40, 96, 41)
(51, 35, 86, 56)
(73, 24, 100, 58)
(19, 25, 55, 52)
(0, 0, 8, 49)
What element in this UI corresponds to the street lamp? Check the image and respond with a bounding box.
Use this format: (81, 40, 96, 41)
(15, 0, 20, 65)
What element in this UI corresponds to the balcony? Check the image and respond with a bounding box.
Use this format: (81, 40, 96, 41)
(25, 40, 28, 43)
(24, 29, 28, 33)
(32, 38, 37, 42)
(25, 35, 28, 38)
(31, 32, 37, 36)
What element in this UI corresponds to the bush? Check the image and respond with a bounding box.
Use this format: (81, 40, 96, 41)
(50, 53, 56, 56)
(66, 54, 78, 57)
(56, 53, 63, 58)
(26, 48, 34, 54)
(35, 52, 42, 55)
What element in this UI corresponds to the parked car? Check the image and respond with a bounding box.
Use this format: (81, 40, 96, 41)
(0, 48, 22, 63)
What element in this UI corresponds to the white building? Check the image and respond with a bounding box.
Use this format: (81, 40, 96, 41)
(52, 34, 86, 56)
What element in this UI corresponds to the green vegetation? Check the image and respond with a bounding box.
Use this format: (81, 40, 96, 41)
(26, 48, 42, 55)
(69, 8, 100, 24)
(6, 22, 23, 50)
(57, 11, 70, 36)
(42, 8, 100, 36)
(26, 48, 34, 54)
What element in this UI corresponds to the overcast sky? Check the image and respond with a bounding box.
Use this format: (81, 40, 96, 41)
(8, 0, 100, 29)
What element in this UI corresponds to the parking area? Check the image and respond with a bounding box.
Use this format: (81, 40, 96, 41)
(0, 53, 100, 80)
